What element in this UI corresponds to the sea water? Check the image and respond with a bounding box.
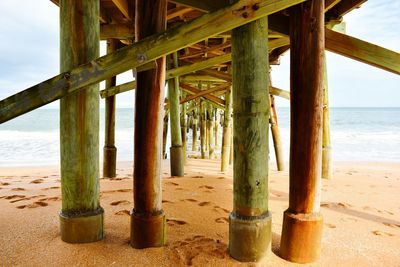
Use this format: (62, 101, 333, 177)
(0, 107, 399, 167)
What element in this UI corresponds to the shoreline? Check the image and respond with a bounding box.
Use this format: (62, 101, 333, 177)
(1, 159, 399, 266)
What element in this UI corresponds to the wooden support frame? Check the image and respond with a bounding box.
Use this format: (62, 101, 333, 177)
(1, 0, 306, 123)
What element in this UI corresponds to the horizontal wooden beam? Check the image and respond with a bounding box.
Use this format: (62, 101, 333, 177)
(326, 29, 400, 75)
(100, 81, 136, 98)
(111, 0, 131, 20)
(270, 86, 290, 100)
(167, 6, 193, 20)
(169, 0, 232, 12)
(167, 37, 289, 80)
(1, 0, 305, 123)
(100, 23, 134, 40)
(180, 82, 225, 107)
(181, 82, 231, 104)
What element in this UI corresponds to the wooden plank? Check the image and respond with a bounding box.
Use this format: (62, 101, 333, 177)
(167, 38, 289, 80)
(166, 54, 231, 79)
(100, 23, 134, 40)
(180, 83, 225, 107)
(326, 29, 400, 75)
(100, 81, 136, 98)
(111, 0, 131, 19)
(1, 0, 305, 123)
(167, 6, 192, 20)
(169, 0, 232, 12)
(327, 0, 367, 17)
(180, 83, 231, 104)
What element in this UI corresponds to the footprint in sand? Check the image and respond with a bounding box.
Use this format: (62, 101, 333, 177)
(217, 177, 225, 180)
(181, 199, 198, 203)
(371, 230, 394, 237)
(162, 199, 174, 204)
(198, 201, 212, 207)
(199, 185, 214, 190)
(9, 195, 47, 203)
(41, 186, 60, 191)
(30, 179, 44, 184)
(215, 217, 229, 223)
(0, 182, 10, 186)
(321, 202, 352, 209)
(165, 181, 179, 186)
(17, 201, 49, 209)
(110, 200, 130, 206)
(11, 188, 26, 191)
(39, 197, 60, 201)
(115, 210, 130, 216)
(325, 223, 337, 229)
(169, 235, 226, 265)
(191, 176, 204, 179)
(383, 222, 400, 228)
(213, 205, 230, 214)
(167, 218, 188, 226)
(2, 195, 26, 200)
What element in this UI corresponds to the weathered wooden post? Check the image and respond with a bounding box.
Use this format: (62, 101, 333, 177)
(269, 94, 285, 171)
(59, 0, 104, 243)
(214, 108, 220, 150)
(131, 0, 167, 248)
(168, 52, 184, 176)
(279, 0, 324, 263)
(180, 90, 187, 162)
(103, 39, 119, 178)
(192, 109, 198, 152)
(322, 54, 332, 179)
(200, 99, 208, 159)
(221, 88, 232, 172)
(162, 109, 169, 159)
(208, 104, 216, 159)
(229, 17, 271, 261)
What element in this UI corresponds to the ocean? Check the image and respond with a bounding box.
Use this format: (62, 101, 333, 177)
(0, 107, 399, 167)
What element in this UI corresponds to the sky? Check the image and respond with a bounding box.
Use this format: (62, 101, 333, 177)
(0, 0, 398, 109)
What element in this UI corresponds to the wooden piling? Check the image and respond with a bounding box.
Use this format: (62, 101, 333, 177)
(208, 104, 216, 159)
(214, 108, 220, 150)
(162, 110, 169, 159)
(200, 99, 209, 159)
(168, 52, 184, 176)
(322, 54, 333, 179)
(269, 94, 285, 171)
(192, 109, 198, 152)
(180, 90, 187, 163)
(229, 17, 272, 262)
(279, 1, 324, 263)
(59, 0, 104, 243)
(130, 0, 167, 248)
(221, 88, 232, 172)
(103, 39, 119, 179)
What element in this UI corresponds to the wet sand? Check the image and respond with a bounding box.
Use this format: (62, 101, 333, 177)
(0, 159, 399, 266)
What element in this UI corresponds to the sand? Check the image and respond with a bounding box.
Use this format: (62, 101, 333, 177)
(0, 159, 399, 266)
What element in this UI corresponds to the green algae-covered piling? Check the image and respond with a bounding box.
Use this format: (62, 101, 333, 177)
(280, 0, 324, 263)
(103, 39, 119, 179)
(162, 110, 169, 159)
(59, 0, 104, 243)
(221, 88, 232, 172)
(322, 54, 333, 179)
(131, 0, 167, 249)
(229, 17, 272, 262)
(192, 109, 198, 152)
(168, 52, 184, 176)
(269, 94, 285, 171)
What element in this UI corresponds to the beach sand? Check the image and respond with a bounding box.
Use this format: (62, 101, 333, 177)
(0, 159, 399, 266)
